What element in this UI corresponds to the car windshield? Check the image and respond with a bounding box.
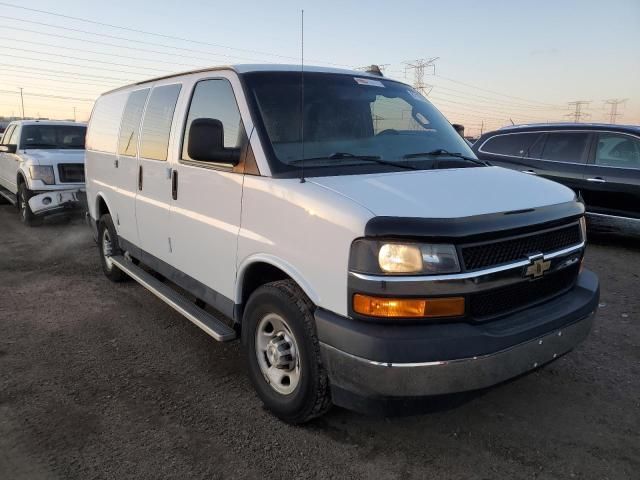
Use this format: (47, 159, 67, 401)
(20, 124, 87, 149)
(243, 71, 478, 177)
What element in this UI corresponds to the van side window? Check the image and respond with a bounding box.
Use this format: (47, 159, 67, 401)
(595, 133, 640, 169)
(539, 132, 589, 163)
(118, 89, 149, 157)
(140, 84, 182, 161)
(181, 79, 247, 162)
(480, 133, 542, 157)
(87, 92, 128, 153)
(1, 125, 15, 144)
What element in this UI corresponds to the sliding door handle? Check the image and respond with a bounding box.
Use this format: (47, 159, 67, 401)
(138, 165, 143, 190)
(171, 169, 178, 200)
(587, 177, 606, 183)
(521, 169, 537, 175)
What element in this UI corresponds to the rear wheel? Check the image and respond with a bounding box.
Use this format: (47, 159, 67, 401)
(17, 183, 41, 226)
(243, 280, 332, 424)
(98, 213, 128, 282)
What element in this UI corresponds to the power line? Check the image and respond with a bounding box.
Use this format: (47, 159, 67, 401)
(0, 53, 140, 81)
(603, 99, 627, 124)
(434, 73, 563, 108)
(0, 2, 353, 67)
(0, 23, 243, 65)
(0, 64, 122, 86)
(0, 88, 94, 102)
(0, 35, 207, 70)
(0, 15, 270, 64)
(1, 45, 173, 74)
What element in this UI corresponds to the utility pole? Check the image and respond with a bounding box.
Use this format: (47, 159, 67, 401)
(603, 99, 627, 124)
(480, 120, 484, 136)
(73, 106, 77, 122)
(19, 87, 25, 119)
(404, 57, 439, 96)
(566, 100, 591, 123)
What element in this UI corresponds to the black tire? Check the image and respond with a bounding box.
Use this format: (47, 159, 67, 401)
(17, 183, 41, 226)
(98, 213, 128, 282)
(242, 279, 332, 424)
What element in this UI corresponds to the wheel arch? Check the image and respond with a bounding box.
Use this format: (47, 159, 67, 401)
(94, 193, 114, 222)
(236, 255, 319, 319)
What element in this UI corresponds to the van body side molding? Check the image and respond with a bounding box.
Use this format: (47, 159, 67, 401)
(364, 201, 584, 240)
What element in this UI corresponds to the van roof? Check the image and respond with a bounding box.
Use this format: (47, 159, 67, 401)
(102, 64, 395, 95)
(10, 120, 87, 127)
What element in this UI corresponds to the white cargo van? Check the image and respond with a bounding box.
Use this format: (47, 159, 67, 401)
(0, 120, 87, 225)
(85, 65, 599, 423)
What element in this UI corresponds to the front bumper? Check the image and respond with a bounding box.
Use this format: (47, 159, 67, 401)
(28, 188, 86, 216)
(318, 269, 599, 405)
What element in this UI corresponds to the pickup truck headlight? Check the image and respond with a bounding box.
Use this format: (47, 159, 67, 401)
(29, 166, 55, 185)
(350, 239, 461, 275)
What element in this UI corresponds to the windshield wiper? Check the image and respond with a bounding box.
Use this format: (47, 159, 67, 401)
(292, 152, 419, 170)
(403, 149, 489, 167)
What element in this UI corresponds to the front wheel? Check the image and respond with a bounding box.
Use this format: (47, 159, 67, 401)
(98, 213, 128, 282)
(242, 280, 332, 424)
(17, 184, 41, 226)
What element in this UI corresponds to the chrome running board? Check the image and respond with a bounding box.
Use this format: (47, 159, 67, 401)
(109, 255, 237, 342)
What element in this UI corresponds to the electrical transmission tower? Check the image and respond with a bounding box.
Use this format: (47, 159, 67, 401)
(603, 99, 627, 124)
(404, 57, 439, 95)
(566, 101, 591, 123)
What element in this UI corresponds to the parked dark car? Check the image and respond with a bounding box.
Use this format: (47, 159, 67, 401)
(473, 123, 640, 234)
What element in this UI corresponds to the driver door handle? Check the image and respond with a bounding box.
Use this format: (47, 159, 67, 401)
(587, 177, 606, 183)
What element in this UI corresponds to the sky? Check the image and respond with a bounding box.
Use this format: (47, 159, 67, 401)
(0, 0, 638, 136)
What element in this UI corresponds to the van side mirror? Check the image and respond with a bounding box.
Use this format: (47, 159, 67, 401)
(187, 118, 240, 165)
(0, 144, 17, 154)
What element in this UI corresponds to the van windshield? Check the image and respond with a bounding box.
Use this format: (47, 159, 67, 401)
(243, 71, 478, 177)
(20, 124, 87, 150)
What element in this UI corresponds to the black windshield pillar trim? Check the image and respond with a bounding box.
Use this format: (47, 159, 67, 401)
(364, 201, 585, 241)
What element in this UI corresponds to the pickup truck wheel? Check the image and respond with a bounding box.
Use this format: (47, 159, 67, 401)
(243, 280, 332, 424)
(98, 214, 128, 282)
(17, 184, 41, 226)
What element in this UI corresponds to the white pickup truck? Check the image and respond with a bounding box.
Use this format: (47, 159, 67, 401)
(0, 120, 87, 225)
(85, 65, 599, 423)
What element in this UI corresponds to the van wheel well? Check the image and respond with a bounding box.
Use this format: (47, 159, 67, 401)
(96, 196, 109, 219)
(240, 263, 292, 317)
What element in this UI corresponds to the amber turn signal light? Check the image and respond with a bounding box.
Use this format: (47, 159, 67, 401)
(353, 294, 465, 318)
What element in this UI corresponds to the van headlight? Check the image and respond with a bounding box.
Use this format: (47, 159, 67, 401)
(350, 240, 460, 275)
(29, 166, 55, 185)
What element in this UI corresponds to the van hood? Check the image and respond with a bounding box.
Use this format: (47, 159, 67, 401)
(20, 149, 85, 166)
(309, 166, 576, 218)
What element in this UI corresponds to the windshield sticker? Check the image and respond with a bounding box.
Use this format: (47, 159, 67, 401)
(408, 89, 427, 101)
(354, 77, 385, 87)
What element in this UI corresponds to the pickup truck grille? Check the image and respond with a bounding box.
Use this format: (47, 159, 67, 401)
(58, 163, 85, 183)
(461, 223, 581, 271)
(469, 263, 579, 320)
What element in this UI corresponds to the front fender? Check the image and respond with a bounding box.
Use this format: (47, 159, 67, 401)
(235, 253, 320, 306)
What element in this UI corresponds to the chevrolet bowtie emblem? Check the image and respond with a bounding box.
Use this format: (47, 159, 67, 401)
(525, 254, 551, 279)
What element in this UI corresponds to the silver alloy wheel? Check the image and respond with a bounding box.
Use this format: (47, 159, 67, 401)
(102, 228, 114, 271)
(255, 312, 301, 395)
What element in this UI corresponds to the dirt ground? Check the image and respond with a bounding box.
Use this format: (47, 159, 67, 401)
(0, 204, 638, 480)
